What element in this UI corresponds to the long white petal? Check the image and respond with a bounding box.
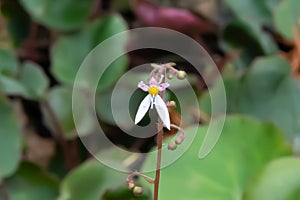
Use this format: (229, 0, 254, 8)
(135, 94, 151, 124)
(155, 95, 170, 130)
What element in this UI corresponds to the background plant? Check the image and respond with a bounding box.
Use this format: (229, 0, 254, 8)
(0, 0, 300, 199)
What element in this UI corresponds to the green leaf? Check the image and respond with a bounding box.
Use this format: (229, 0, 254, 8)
(58, 159, 140, 200)
(0, 49, 18, 76)
(19, 0, 95, 31)
(96, 88, 123, 126)
(274, 0, 300, 39)
(97, 56, 128, 91)
(143, 116, 291, 199)
(200, 55, 300, 139)
(0, 52, 49, 99)
(0, 0, 30, 46)
(200, 76, 239, 115)
(96, 84, 150, 128)
(51, 14, 128, 91)
(42, 86, 95, 139)
(245, 157, 300, 200)
(221, 21, 277, 70)
(19, 61, 49, 99)
(222, 0, 280, 67)
(0, 74, 28, 96)
(0, 61, 49, 99)
(224, 0, 279, 26)
(42, 86, 76, 139)
(4, 162, 59, 200)
(0, 96, 22, 181)
(0, 49, 31, 97)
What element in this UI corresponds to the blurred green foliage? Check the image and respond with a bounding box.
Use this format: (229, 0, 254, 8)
(143, 116, 293, 199)
(0, 0, 300, 199)
(200, 55, 300, 140)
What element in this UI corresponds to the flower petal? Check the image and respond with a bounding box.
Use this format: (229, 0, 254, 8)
(155, 95, 170, 130)
(149, 77, 158, 86)
(138, 81, 149, 92)
(159, 82, 170, 91)
(135, 94, 151, 124)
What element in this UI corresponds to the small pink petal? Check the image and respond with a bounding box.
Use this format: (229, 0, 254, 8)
(138, 81, 149, 92)
(149, 77, 158, 86)
(159, 82, 169, 91)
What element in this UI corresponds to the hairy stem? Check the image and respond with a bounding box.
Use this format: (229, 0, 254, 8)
(127, 171, 155, 184)
(154, 125, 163, 200)
(153, 68, 166, 200)
(170, 124, 186, 137)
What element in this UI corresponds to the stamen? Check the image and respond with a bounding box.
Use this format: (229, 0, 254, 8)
(150, 97, 154, 109)
(158, 74, 164, 84)
(148, 86, 159, 95)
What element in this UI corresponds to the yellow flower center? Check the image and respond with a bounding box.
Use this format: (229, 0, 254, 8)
(148, 86, 159, 95)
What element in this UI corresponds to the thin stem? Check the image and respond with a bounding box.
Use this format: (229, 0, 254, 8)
(127, 171, 155, 184)
(0, 181, 10, 200)
(170, 124, 186, 138)
(149, 62, 178, 83)
(163, 63, 179, 73)
(154, 125, 163, 200)
(42, 100, 79, 171)
(200, 110, 210, 123)
(153, 68, 166, 200)
(148, 68, 160, 82)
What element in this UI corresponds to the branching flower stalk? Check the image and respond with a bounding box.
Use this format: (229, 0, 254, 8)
(127, 63, 187, 199)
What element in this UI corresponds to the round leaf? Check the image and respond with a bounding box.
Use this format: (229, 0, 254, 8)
(0, 0, 30, 46)
(42, 86, 95, 139)
(0, 49, 18, 76)
(58, 160, 134, 200)
(143, 116, 292, 199)
(20, 61, 49, 99)
(274, 0, 300, 39)
(19, 0, 95, 31)
(224, 0, 278, 26)
(200, 55, 300, 140)
(0, 96, 22, 180)
(221, 21, 277, 69)
(245, 157, 300, 200)
(5, 162, 59, 200)
(51, 14, 128, 91)
(0, 75, 28, 96)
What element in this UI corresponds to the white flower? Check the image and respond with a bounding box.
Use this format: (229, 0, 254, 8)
(134, 77, 170, 130)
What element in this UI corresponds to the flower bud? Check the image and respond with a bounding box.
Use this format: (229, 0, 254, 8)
(167, 73, 174, 80)
(150, 63, 161, 68)
(166, 62, 176, 66)
(177, 70, 187, 80)
(133, 186, 143, 196)
(175, 136, 185, 145)
(167, 141, 177, 150)
(128, 182, 135, 190)
(168, 101, 176, 107)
